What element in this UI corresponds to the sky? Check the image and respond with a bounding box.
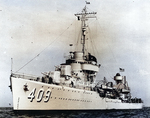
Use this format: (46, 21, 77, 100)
(0, 0, 150, 107)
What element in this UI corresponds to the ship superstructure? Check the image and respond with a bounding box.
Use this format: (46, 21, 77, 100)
(9, 3, 143, 110)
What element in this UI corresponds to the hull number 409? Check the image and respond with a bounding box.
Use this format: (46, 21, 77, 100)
(28, 88, 51, 102)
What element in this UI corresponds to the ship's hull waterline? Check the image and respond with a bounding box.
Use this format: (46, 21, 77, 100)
(11, 77, 143, 110)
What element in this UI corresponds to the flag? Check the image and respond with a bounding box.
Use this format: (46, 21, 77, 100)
(86, 1, 90, 4)
(119, 68, 125, 72)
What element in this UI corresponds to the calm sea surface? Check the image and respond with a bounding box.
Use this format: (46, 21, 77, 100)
(0, 107, 150, 118)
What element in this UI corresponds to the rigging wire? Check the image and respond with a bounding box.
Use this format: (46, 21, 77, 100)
(15, 21, 75, 73)
(96, 19, 118, 64)
(95, 19, 116, 79)
(87, 19, 102, 62)
(86, 19, 114, 79)
(88, 26, 96, 55)
(82, 19, 97, 55)
(88, 20, 113, 79)
(75, 25, 82, 51)
(86, 14, 99, 56)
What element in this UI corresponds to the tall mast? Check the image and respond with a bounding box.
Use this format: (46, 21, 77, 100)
(75, 3, 97, 56)
(81, 6, 86, 55)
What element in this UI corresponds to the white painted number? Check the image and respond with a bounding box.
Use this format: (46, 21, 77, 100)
(28, 88, 36, 102)
(37, 88, 44, 102)
(28, 88, 51, 102)
(44, 89, 51, 102)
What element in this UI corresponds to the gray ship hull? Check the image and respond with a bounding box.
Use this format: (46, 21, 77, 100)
(11, 77, 143, 110)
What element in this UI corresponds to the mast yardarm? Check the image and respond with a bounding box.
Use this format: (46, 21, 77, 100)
(75, 5, 97, 56)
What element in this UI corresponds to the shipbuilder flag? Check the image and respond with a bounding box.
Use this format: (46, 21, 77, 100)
(119, 68, 125, 72)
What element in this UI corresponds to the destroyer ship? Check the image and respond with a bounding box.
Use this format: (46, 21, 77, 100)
(9, 3, 143, 110)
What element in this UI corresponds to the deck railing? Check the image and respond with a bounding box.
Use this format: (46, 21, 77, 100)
(11, 73, 40, 81)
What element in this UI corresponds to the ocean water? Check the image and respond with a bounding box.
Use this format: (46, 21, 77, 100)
(0, 107, 150, 118)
